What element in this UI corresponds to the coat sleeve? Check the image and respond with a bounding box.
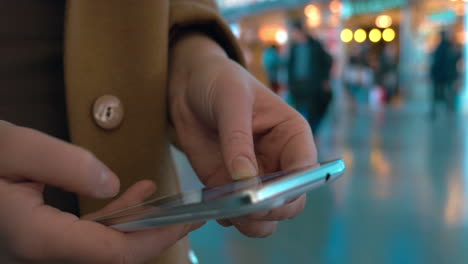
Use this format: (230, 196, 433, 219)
(169, 0, 245, 66)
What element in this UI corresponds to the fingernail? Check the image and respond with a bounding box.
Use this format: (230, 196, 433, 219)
(93, 162, 120, 198)
(231, 156, 257, 180)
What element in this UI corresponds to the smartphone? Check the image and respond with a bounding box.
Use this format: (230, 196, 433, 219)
(91, 159, 346, 232)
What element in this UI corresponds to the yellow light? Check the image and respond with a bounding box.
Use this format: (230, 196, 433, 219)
(305, 4, 320, 19)
(340, 28, 353, 43)
(369, 28, 382, 43)
(382, 28, 396, 42)
(376, 15, 392, 29)
(329, 0, 342, 14)
(354, 29, 367, 43)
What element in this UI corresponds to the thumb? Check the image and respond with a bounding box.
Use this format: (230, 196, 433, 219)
(83, 180, 156, 220)
(214, 85, 258, 181)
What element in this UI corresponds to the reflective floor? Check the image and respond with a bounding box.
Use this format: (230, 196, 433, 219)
(175, 104, 468, 264)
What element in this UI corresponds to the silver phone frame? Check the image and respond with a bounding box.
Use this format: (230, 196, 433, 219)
(92, 159, 346, 232)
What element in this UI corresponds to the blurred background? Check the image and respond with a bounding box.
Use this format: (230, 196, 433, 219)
(173, 0, 468, 263)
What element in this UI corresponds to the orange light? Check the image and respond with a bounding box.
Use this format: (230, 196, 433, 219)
(305, 4, 320, 19)
(307, 18, 321, 28)
(456, 30, 465, 45)
(259, 27, 277, 42)
(329, 0, 342, 14)
(259, 26, 287, 44)
(454, 5, 465, 16)
(376, 15, 392, 29)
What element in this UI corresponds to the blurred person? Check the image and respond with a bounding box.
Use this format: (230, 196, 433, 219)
(343, 56, 360, 106)
(377, 43, 399, 103)
(430, 30, 462, 119)
(0, 1, 316, 264)
(286, 20, 333, 133)
(343, 50, 375, 106)
(262, 44, 282, 93)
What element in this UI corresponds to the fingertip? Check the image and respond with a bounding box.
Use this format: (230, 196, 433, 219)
(190, 221, 206, 232)
(217, 219, 233, 227)
(138, 180, 157, 199)
(231, 156, 258, 181)
(94, 166, 120, 199)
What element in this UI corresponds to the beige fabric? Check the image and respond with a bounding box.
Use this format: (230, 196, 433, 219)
(65, 0, 242, 263)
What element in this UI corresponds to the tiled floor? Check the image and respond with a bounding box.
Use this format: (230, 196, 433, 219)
(174, 105, 468, 264)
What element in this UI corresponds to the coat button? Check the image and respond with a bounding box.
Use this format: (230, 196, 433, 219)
(93, 95, 124, 130)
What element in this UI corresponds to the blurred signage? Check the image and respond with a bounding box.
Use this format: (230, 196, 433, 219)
(217, 0, 277, 9)
(428, 9, 457, 25)
(217, 0, 408, 20)
(217, 0, 310, 20)
(342, 0, 407, 18)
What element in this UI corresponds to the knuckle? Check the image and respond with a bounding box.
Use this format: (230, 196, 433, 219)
(226, 130, 252, 146)
(296, 114, 308, 126)
(295, 116, 313, 135)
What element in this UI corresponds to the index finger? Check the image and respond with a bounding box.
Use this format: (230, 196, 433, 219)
(0, 121, 119, 198)
(278, 114, 318, 171)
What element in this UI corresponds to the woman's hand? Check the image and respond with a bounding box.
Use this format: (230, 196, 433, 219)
(169, 35, 317, 237)
(0, 121, 202, 264)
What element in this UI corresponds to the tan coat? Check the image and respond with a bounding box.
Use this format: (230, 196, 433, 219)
(65, 1, 242, 263)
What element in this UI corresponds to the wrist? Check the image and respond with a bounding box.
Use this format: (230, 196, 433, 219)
(170, 33, 228, 78)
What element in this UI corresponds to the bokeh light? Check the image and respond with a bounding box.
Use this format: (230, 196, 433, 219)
(376, 15, 392, 28)
(454, 5, 465, 16)
(259, 26, 287, 44)
(275, 29, 288, 45)
(382, 28, 396, 42)
(340, 28, 353, 43)
(329, 0, 342, 14)
(304, 4, 320, 19)
(369, 28, 382, 43)
(354, 29, 367, 43)
(307, 17, 321, 28)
